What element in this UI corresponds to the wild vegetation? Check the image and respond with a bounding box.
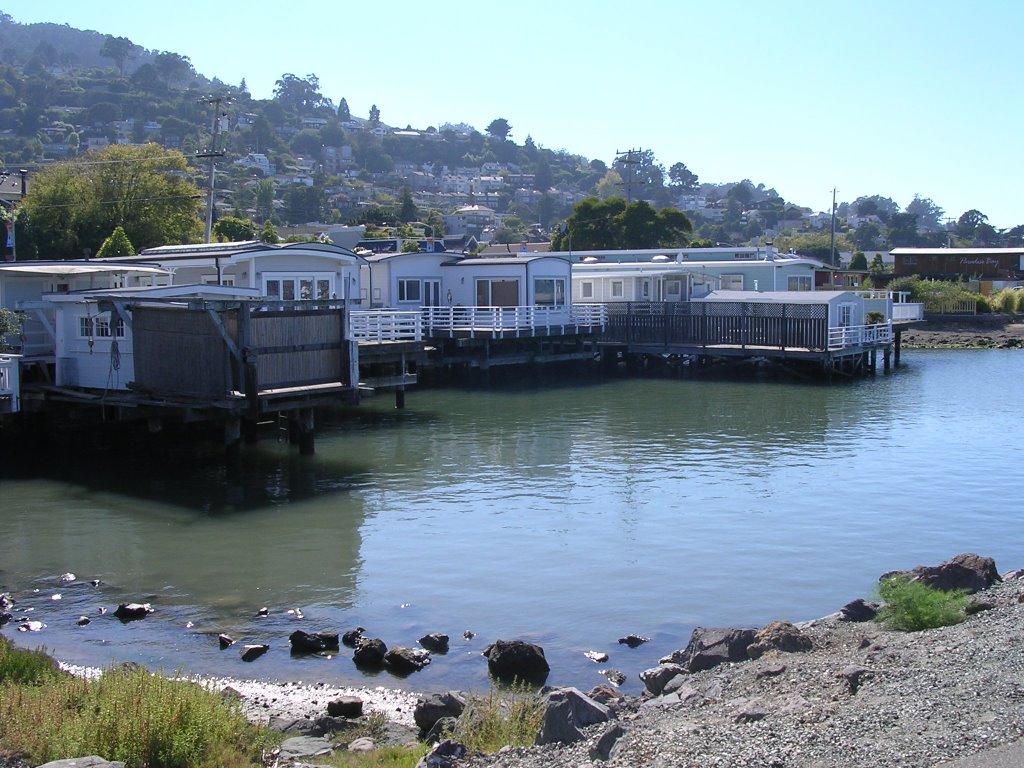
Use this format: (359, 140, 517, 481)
(0, 636, 275, 768)
(875, 575, 969, 632)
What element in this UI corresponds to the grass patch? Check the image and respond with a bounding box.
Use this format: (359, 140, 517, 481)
(0, 648, 276, 768)
(445, 683, 544, 754)
(876, 574, 969, 631)
(314, 745, 426, 768)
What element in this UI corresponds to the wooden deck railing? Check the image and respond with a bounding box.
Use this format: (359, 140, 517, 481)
(349, 310, 423, 342)
(826, 323, 893, 350)
(0, 353, 20, 414)
(603, 302, 893, 352)
(421, 304, 607, 338)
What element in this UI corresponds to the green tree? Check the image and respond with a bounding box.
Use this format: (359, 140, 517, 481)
(887, 212, 921, 247)
(99, 35, 135, 77)
(852, 221, 881, 251)
(398, 186, 417, 223)
(282, 184, 322, 224)
(869, 254, 886, 274)
(21, 144, 202, 259)
(956, 209, 987, 241)
(96, 225, 135, 258)
(337, 97, 350, 122)
(486, 118, 512, 141)
(668, 162, 698, 190)
(848, 251, 868, 270)
(213, 216, 256, 242)
(259, 219, 278, 243)
(368, 104, 380, 126)
(552, 197, 691, 250)
(273, 73, 326, 114)
(290, 128, 323, 158)
(321, 119, 345, 147)
(905, 195, 944, 232)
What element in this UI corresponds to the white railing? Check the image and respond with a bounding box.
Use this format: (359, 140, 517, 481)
(421, 304, 608, 337)
(0, 354, 21, 414)
(827, 322, 893, 350)
(892, 303, 925, 321)
(348, 310, 423, 342)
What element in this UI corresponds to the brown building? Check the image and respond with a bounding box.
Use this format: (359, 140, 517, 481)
(891, 247, 1024, 281)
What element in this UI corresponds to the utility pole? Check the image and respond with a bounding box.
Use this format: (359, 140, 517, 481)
(829, 187, 837, 266)
(196, 96, 230, 244)
(615, 148, 643, 202)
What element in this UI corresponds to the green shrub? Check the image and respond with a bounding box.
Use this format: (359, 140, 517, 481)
(0, 662, 276, 768)
(875, 574, 968, 631)
(0, 636, 64, 685)
(988, 288, 1023, 314)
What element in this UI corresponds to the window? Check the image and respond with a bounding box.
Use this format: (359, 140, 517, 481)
(838, 303, 854, 327)
(534, 278, 566, 306)
(79, 313, 125, 339)
(611, 280, 624, 298)
(788, 275, 812, 291)
(397, 278, 422, 302)
(664, 279, 682, 299)
(903, 255, 917, 265)
(720, 274, 744, 290)
(580, 281, 594, 299)
(641, 279, 651, 298)
(262, 273, 334, 301)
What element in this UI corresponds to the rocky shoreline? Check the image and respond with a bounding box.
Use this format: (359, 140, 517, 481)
(899, 316, 1024, 349)
(12, 554, 1023, 768)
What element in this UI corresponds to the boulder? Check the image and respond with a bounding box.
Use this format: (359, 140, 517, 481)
(587, 684, 623, 704)
(535, 687, 611, 746)
(0, 611, 12, 626)
(617, 634, 649, 648)
(839, 598, 879, 622)
(414, 691, 467, 734)
(36, 758, 126, 768)
(639, 663, 685, 696)
(276, 735, 333, 760)
(342, 627, 365, 647)
(218, 633, 234, 649)
(423, 716, 458, 745)
(352, 637, 387, 668)
(912, 553, 1001, 594)
(327, 695, 363, 718)
(240, 644, 269, 662)
(483, 639, 550, 684)
(415, 739, 466, 768)
(384, 646, 431, 674)
(661, 627, 758, 673)
(589, 723, 626, 762)
(746, 620, 812, 659)
(419, 632, 450, 654)
(289, 630, 340, 654)
(113, 603, 153, 622)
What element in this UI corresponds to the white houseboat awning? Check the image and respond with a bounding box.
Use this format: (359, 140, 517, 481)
(0, 263, 169, 276)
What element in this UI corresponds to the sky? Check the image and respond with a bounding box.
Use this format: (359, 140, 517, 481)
(5, 0, 1023, 229)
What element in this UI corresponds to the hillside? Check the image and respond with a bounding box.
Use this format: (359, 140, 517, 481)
(0, 12, 1011, 259)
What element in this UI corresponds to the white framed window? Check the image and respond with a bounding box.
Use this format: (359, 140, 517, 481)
(611, 280, 624, 298)
(534, 278, 566, 307)
(580, 281, 594, 299)
(838, 303, 854, 327)
(664, 279, 682, 299)
(788, 275, 812, 291)
(263, 272, 334, 300)
(397, 278, 422, 303)
(641, 279, 651, 298)
(79, 313, 125, 339)
(720, 274, 744, 290)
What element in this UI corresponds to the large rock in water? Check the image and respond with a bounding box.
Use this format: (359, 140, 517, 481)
(661, 627, 758, 673)
(289, 630, 340, 653)
(114, 603, 153, 622)
(353, 637, 387, 668)
(911, 553, 1001, 594)
(483, 639, 550, 684)
(534, 687, 611, 746)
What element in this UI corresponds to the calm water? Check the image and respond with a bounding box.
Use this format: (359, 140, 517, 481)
(2, 350, 1022, 696)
